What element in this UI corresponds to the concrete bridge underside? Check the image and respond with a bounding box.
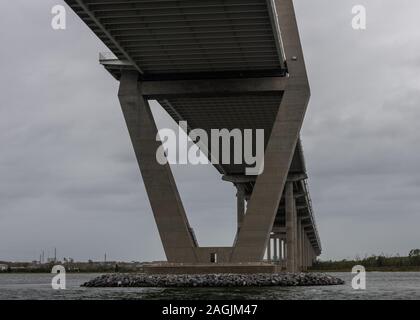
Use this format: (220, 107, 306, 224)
(65, 0, 321, 272)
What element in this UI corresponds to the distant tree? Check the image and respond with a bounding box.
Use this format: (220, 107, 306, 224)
(376, 256, 384, 267)
(409, 249, 420, 266)
(409, 249, 420, 257)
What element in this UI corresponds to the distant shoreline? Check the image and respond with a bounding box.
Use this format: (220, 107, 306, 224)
(0, 261, 145, 274)
(310, 252, 420, 272)
(310, 268, 420, 272)
(2, 254, 420, 274)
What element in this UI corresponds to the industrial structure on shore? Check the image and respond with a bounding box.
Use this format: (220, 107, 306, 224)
(65, 0, 321, 273)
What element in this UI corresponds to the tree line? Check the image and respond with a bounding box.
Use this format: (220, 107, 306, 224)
(312, 249, 420, 271)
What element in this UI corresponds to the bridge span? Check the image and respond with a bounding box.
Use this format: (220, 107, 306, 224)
(65, 0, 321, 273)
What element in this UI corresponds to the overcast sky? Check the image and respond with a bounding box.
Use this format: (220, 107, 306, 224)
(1, 0, 419, 262)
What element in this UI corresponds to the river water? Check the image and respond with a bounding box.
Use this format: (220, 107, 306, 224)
(0, 272, 419, 300)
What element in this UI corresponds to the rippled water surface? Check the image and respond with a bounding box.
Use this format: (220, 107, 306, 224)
(0, 272, 419, 300)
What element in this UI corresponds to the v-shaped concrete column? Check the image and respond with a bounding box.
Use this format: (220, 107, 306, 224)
(118, 71, 198, 263)
(231, 0, 310, 262)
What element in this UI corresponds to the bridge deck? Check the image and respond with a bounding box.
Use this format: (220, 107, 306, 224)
(66, 0, 286, 79)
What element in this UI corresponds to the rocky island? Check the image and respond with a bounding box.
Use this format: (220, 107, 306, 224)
(82, 273, 344, 288)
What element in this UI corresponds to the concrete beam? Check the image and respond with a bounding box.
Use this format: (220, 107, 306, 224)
(139, 77, 287, 98)
(271, 227, 286, 234)
(222, 175, 256, 184)
(222, 172, 307, 184)
(100, 57, 133, 67)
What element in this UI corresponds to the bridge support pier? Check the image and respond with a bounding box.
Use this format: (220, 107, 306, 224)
(302, 234, 308, 271)
(296, 217, 302, 271)
(306, 233, 310, 270)
(273, 235, 278, 262)
(286, 182, 298, 272)
(118, 71, 198, 263)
